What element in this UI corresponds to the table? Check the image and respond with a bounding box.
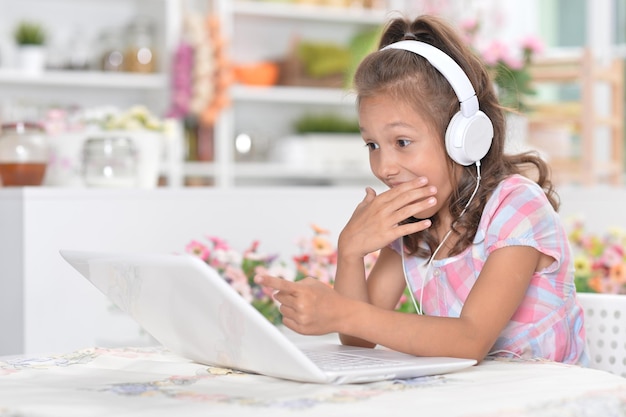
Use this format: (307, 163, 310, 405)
(1, 346, 624, 417)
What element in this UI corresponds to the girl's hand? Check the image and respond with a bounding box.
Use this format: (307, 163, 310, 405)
(339, 178, 436, 258)
(255, 274, 342, 335)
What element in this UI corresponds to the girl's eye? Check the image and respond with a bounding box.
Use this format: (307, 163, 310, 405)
(397, 139, 411, 147)
(365, 142, 379, 151)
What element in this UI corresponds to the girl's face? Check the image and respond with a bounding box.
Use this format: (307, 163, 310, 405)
(359, 94, 458, 220)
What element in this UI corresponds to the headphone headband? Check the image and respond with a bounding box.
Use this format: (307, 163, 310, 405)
(382, 40, 479, 118)
(381, 39, 493, 166)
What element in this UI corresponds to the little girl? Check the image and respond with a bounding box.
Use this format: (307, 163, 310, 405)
(256, 15, 588, 365)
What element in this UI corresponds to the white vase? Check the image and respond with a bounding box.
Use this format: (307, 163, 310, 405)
(43, 132, 86, 187)
(104, 130, 164, 188)
(271, 133, 369, 172)
(46, 130, 164, 188)
(17, 45, 46, 74)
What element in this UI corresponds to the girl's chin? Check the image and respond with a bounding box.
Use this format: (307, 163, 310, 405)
(414, 206, 437, 220)
(406, 209, 436, 223)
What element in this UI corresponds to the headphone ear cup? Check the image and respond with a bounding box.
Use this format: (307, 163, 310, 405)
(445, 111, 494, 166)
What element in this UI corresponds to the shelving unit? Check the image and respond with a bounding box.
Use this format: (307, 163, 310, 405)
(0, 0, 180, 112)
(228, 0, 401, 23)
(182, 0, 412, 187)
(0, 0, 184, 186)
(230, 85, 357, 105)
(528, 49, 624, 185)
(0, 69, 167, 89)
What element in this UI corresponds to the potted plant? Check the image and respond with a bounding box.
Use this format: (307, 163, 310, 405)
(270, 113, 368, 172)
(13, 20, 47, 74)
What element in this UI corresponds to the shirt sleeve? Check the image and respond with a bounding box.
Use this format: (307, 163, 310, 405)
(479, 176, 565, 271)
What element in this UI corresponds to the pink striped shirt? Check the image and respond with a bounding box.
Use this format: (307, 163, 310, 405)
(394, 175, 588, 365)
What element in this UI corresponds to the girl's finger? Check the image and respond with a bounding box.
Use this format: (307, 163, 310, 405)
(254, 274, 293, 293)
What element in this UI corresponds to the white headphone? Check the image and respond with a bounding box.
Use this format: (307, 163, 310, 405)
(383, 40, 494, 166)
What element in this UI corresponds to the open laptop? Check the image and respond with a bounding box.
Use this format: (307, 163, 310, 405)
(60, 250, 476, 384)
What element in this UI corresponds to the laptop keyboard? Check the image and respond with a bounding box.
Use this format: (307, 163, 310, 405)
(302, 349, 402, 371)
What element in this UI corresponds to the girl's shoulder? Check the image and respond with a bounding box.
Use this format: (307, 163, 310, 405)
(488, 174, 549, 209)
(482, 174, 556, 227)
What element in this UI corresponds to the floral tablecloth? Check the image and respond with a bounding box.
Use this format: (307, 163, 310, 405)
(1, 346, 625, 417)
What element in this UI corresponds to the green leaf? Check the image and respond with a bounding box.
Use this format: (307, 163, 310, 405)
(252, 299, 283, 325)
(574, 275, 596, 293)
(14, 21, 46, 45)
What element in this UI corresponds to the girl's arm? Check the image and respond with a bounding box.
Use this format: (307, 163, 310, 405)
(334, 246, 407, 347)
(331, 179, 436, 346)
(337, 244, 543, 361)
(257, 244, 546, 362)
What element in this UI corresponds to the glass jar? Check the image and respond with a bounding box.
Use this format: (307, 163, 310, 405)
(0, 122, 48, 186)
(99, 29, 125, 72)
(124, 17, 157, 73)
(82, 136, 137, 187)
(66, 26, 91, 70)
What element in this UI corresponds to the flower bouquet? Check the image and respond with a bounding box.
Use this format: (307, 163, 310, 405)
(460, 18, 544, 113)
(185, 224, 416, 325)
(568, 218, 626, 294)
(186, 236, 292, 325)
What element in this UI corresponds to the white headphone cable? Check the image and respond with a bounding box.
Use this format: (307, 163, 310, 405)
(400, 161, 482, 315)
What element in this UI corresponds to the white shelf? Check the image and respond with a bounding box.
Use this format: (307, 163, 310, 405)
(231, 85, 356, 105)
(235, 162, 371, 180)
(0, 69, 168, 89)
(183, 161, 371, 181)
(183, 161, 217, 177)
(233, 0, 394, 24)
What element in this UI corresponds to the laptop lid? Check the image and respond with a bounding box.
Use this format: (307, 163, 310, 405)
(60, 250, 475, 384)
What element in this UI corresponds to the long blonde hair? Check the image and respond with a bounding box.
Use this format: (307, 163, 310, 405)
(353, 15, 558, 258)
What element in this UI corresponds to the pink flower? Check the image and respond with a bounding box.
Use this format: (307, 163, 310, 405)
(312, 235, 335, 257)
(502, 56, 524, 71)
(185, 240, 210, 261)
(206, 236, 230, 251)
(364, 251, 380, 278)
(253, 265, 276, 297)
(600, 246, 622, 267)
(520, 35, 544, 55)
(311, 224, 330, 235)
(224, 265, 252, 302)
(609, 263, 626, 284)
(245, 240, 260, 255)
(568, 218, 626, 294)
(307, 262, 336, 285)
(418, 0, 451, 16)
(480, 41, 510, 66)
(460, 17, 479, 33)
(267, 264, 296, 282)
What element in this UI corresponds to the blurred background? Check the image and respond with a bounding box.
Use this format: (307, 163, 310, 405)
(2, 0, 626, 358)
(0, 0, 624, 189)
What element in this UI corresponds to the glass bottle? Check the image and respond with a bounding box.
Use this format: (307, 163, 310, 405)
(100, 29, 125, 72)
(124, 17, 157, 73)
(0, 122, 48, 186)
(66, 26, 91, 70)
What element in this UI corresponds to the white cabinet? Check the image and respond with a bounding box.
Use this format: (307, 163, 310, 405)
(187, 0, 411, 188)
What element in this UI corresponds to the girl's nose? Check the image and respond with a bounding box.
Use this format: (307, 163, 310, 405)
(372, 150, 399, 180)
